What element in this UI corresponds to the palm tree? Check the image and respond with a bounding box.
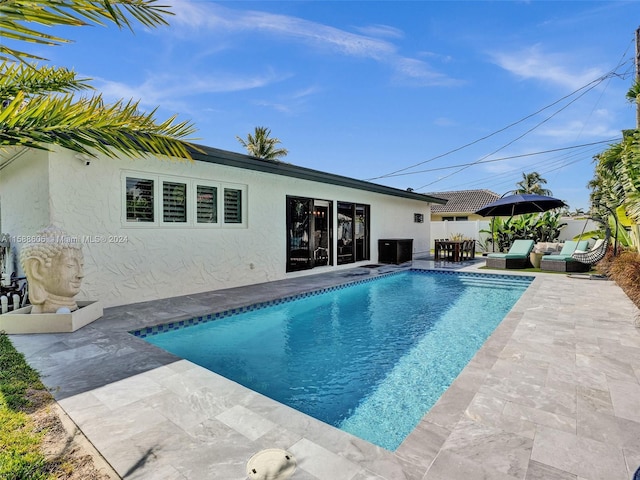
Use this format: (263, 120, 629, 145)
(587, 132, 640, 248)
(0, 1, 196, 160)
(589, 141, 626, 212)
(626, 79, 640, 128)
(570, 207, 586, 217)
(236, 127, 288, 160)
(515, 172, 552, 196)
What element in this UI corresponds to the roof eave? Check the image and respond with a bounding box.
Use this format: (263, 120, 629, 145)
(190, 144, 447, 205)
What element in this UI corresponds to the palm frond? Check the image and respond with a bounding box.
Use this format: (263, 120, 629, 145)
(0, 1, 173, 62)
(0, 61, 93, 98)
(0, 93, 198, 160)
(627, 79, 640, 103)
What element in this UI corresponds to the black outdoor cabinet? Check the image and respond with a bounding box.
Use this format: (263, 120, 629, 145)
(378, 238, 413, 264)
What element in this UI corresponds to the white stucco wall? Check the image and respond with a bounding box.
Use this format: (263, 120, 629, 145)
(0, 148, 51, 275)
(3, 147, 433, 307)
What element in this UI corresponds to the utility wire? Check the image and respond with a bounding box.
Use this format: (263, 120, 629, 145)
(375, 139, 615, 178)
(416, 50, 635, 191)
(439, 143, 605, 192)
(447, 144, 600, 189)
(480, 155, 594, 194)
(365, 69, 622, 182)
(414, 73, 617, 190)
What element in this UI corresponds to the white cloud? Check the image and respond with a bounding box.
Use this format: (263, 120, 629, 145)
(418, 51, 453, 63)
(253, 99, 293, 114)
(353, 24, 404, 39)
(170, 2, 395, 59)
(478, 151, 534, 175)
(93, 70, 288, 107)
(489, 44, 604, 91)
(290, 86, 322, 99)
(537, 120, 620, 141)
(168, 0, 459, 86)
(393, 57, 464, 87)
(433, 117, 458, 127)
(252, 85, 323, 115)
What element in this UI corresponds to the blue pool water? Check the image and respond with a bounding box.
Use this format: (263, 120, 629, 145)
(137, 270, 532, 450)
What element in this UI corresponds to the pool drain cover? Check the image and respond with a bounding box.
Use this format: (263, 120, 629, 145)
(246, 449, 296, 480)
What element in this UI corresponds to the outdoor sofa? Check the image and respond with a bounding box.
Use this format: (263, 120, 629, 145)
(485, 239, 535, 269)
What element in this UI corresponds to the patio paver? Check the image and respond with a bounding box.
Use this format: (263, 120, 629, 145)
(7, 258, 640, 479)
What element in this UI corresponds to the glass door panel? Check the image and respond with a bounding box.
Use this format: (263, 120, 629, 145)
(287, 197, 312, 271)
(355, 204, 369, 261)
(337, 202, 354, 264)
(312, 201, 331, 266)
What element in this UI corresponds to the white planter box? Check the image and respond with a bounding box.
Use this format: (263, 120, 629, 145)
(0, 301, 103, 334)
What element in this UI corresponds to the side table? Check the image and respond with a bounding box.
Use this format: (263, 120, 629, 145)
(529, 252, 544, 269)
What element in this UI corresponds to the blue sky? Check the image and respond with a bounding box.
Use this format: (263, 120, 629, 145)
(41, 1, 640, 210)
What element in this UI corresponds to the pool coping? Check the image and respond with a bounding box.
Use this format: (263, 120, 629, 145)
(7, 259, 640, 479)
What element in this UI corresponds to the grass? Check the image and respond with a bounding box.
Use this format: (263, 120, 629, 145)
(0, 332, 52, 480)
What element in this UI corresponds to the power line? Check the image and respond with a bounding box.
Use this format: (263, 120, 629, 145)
(365, 67, 627, 182)
(437, 146, 599, 193)
(373, 139, 615, 178)
(413, 73, 619, 190)
(426, 136, 607, 194)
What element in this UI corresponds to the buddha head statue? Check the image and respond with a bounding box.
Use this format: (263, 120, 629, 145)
(19, 226, 84, 314)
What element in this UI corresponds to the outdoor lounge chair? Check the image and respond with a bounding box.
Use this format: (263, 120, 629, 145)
(485, 239, 535, 269)
(572, 238, 608, 265)
(539, 240, 590, 273)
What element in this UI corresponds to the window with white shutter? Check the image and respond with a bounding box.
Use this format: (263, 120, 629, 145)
(123, 172, 246, 228)
(163, 181, 187, 223)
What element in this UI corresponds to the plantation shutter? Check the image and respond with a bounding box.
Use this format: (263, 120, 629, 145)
(126, 177, 154, 222)
(224, 188, 242, 224)
(163, 181, 187, 223)
(197, 185, 217, 223)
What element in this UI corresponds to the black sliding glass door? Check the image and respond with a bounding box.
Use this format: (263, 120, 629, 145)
(337, 201, 369, 264)
(286, 197, 332, 272)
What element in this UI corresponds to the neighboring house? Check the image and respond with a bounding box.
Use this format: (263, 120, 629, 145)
(0, 145, 446, 308)
(426, 189, 500, 221)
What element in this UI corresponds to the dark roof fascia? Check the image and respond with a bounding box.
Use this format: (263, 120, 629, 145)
(190, 144, 447, 205)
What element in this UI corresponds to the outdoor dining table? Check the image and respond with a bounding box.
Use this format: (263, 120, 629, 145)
(434, 240, 466, 262)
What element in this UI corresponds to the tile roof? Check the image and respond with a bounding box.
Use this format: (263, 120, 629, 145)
(426, 189, 500, 213)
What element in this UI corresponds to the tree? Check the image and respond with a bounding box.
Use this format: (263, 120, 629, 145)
(587, 133, 640, 249)
(0, 1, 196, 160)
(236, 126, 288, 160)
(626, 79, 640, 128)
(589, 140, 626, 212)
(589, 131, 640, 246)
(515, 172, 552, 196)
(570, 207, 586, 217)
(587, 78, 640, 250)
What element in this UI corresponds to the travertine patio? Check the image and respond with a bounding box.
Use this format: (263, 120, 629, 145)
(8, 259, 640, 479)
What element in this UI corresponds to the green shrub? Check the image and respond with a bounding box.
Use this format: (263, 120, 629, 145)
(482, 212, 566, 252)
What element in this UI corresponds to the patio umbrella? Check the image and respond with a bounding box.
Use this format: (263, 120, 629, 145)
(474, 193, 566, 217)
(475, 193, 566, 253)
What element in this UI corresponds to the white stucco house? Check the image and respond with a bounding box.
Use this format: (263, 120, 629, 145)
(0, 144, 445, 308)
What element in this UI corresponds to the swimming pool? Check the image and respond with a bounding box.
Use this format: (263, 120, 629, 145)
(135, 269, 532, 450)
